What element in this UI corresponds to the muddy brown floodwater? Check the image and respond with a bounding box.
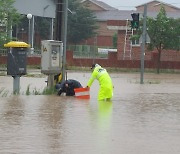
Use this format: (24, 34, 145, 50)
(0, 71, 180, 154)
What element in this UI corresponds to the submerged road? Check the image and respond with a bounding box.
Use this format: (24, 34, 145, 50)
(0, 72, 180, 154)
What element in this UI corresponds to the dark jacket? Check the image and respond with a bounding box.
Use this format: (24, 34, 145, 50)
(56, 79, 82, 96)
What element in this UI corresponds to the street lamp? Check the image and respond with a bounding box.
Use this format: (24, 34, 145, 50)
(27, 13, 34, 54)
(27, 13, 32, 46)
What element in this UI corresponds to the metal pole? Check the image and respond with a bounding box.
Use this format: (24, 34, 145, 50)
(140, 4, 147, 84)
(9, 24, 13, 40)
(55, 0, 63, 41)
(47, 74, 54, 88)
(31, 15, 34, 49)
(27, 13, 32, 54)
(50, 18, 54, 40)
(62, 0, 68, 81)
(13, 76, 20, 94)
(30, 15, 34, 54)
(28, 19, 31, 46)
(93, 34, 97, 64)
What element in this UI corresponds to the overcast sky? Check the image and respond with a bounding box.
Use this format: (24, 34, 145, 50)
(100, 0, 180, 10)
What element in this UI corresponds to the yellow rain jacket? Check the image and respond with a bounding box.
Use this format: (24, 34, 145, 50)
(87, 65, 113, 101)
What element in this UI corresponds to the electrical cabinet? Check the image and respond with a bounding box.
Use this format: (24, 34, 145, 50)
(41, 40, 63, 74)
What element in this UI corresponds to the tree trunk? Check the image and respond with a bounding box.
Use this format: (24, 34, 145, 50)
(157, 49, 161, 74)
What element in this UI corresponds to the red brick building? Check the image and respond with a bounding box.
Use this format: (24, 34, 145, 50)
(81, 0, 180, 61)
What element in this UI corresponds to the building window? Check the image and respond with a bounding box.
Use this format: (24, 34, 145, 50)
(132, 39, 140, 46)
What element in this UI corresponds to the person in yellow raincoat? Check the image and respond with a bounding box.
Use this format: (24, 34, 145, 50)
(86, 64, 113, 101)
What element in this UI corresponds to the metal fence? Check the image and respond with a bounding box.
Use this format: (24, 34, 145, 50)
(0, 48, 41, 56)
(0, 45, 113, 58)
(67, 45, 109, 59)
(0, 49, 7, 56)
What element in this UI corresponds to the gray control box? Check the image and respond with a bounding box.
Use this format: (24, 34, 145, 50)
(41, 40, 63, 74)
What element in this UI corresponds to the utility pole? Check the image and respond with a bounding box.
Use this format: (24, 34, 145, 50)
(62, 0, 68, 81)
(55, 0, 63, 41)
(55, 0, 68, 82)
(140, 4, 147, 84)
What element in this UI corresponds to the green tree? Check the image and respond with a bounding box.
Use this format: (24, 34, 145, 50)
(0, 0, 21, 47)
(18, 16, 51, 38)
(67, 0, 98, 44)
(165, 18, 180, 50)
(17, 15, 51, 48)
(146, 6, 180, 73)
(35, 16, 50, 40)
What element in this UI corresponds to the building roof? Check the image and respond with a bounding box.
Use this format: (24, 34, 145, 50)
(81, 0, 180, 21)
(95, 10, 133, 21)
(146, 11, 180, 19)
(95, 9, 180, 21)
(13, 0, 56, 18)
(136, 0, 180, 11)
(81, 0, 116, 10)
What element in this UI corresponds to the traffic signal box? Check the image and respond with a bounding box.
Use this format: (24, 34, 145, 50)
(41, 40, 63, 75)
(131, 13, 139, 29)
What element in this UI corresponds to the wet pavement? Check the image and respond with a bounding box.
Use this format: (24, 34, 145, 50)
(0, 71, 180, 154)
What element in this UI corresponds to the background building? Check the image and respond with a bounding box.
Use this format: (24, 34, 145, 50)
(81, 0, 180, 60)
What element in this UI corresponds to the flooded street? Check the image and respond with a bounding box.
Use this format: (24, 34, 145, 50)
(0, 71, 180, 154)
